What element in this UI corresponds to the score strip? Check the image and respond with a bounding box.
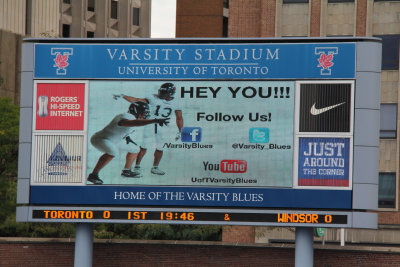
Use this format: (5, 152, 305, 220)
(29, 207, 350, 227)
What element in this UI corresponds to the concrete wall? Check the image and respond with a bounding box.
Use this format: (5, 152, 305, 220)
(326, 2, 355, 36)
(379, 140, 397, 171)
(0, 0, 59, 37)
(0, 0, 150, 39)
(28, 0, 60, 37)
(0, 29, 22, 105)
(0, 0, 26, 36)
(380, 71, 398, 103)
(281, 3, 309, 37)
(373, 1, 400, 34)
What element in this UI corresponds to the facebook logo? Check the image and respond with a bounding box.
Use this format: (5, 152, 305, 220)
(181, 127, 202, 142)
(249, 128, 269, 143)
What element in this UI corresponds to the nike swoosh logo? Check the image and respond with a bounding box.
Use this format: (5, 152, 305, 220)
(310, 102, 346, 116)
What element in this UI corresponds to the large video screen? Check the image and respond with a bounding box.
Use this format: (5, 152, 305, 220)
(86, 81, 294, 187)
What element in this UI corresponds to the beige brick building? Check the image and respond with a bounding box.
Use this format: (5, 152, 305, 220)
(177, 0, 400, 245)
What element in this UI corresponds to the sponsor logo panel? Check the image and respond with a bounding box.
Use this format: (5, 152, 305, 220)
(298, 137, 350, 187)
(32, 135, 84, 184)
(35, 83, 85, 130)
(299, 83, 351, 132)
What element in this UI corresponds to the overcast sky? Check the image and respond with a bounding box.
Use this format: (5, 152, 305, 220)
(151, 0, 176, 38)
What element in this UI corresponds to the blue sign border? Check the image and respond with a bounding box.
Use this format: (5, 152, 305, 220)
(30, 186, 352, 210)
(34, 43, 356, 79)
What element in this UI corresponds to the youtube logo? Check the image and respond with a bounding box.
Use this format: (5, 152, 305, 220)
(220, 160, 247, 173)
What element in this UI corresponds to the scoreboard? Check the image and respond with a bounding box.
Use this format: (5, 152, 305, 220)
(17, 37, 381, 229)
(29, 207, 351, 227)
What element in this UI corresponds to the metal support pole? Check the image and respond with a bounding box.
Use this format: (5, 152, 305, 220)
(295, 227, 314, 267)
(340, 228, 345, 246)
(74, 223, 93, 267)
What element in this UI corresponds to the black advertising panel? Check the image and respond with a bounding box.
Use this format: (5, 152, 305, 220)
(299, 83, 351, 132)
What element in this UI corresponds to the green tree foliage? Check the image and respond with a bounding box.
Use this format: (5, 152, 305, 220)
(0, 98, 221, 240)
(93, 224, 221, 241)
(0, 98, 19, 225)
(0, 98, 19, 178)
(0, 61, 4, 86)
(0, 98, 76, 237)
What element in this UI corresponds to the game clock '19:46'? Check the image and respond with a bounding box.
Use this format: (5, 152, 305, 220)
(127, 211, 195, 221)
(160, 212, 195, 221)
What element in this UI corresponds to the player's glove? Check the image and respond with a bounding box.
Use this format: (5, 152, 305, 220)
(113, 94, 125, 100)
(175, 131, 181, 141)
(125, 136, 137, 145)
(155, 118, 170, 127)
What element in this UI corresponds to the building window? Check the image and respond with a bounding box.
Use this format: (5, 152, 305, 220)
(62, 24, 70, 37)
(223, 0, 229, 8)
(87, 31, 95, 38)
(283, 0, 308, 3)
(380, 104, 397, 139)
(223, 17, 228, 37)
(328, 0, 354, 2)
(374, 35, 400, 70)
(88, 0, 95, 11)
(63, 0, 71, 4)
(111, 0, 118, 19)
(379, 173, 396, 208)
(133, 8, 140, 26)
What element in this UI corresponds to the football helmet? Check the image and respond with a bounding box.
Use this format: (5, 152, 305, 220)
(158, 83, 175, 99)
(128, 101, 150, 119)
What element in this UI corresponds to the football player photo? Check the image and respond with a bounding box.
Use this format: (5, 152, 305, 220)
(113, 82, 183, 176)
(87, 101, 169, 184)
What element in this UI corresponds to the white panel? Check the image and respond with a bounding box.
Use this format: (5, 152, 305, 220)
(32, 135, 84, 184)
